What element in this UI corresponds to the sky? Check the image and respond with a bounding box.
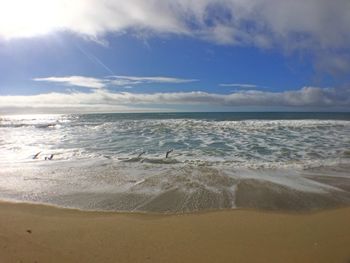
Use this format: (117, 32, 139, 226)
(0, 0, 350, 113)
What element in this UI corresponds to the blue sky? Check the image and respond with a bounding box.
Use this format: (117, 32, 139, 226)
(0, 0, 349, 113)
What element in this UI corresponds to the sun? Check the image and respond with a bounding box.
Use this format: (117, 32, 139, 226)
(0, 0, 68, 39)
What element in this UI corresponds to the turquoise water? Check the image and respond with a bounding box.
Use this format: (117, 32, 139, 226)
(0, 112, 350, 212)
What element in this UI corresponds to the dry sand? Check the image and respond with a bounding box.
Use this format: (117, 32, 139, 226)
(0, 202, 349, 263)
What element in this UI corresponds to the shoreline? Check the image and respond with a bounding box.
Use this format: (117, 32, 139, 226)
(1, 201, 350, 262)
(1, 199, 350, 216)
(2, 163, 350, 213)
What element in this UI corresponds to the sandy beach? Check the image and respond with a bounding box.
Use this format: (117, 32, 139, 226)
(0, 202, 349, 263)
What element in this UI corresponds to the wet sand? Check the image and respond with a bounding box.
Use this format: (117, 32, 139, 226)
(0, 202, 350, 263)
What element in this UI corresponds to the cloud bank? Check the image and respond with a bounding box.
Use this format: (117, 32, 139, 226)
(1, 1, 349, 51)
(34, 75, 198, 89)
(1, 0, 349, 75)
(1, 87, 349, 113)
(1, 0, 348, 48)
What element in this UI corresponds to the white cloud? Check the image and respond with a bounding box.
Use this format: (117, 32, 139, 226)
(1, 0, 349, 50)
(0, 0, 186, 40)
(109, 76, 198, 86)
(1, 86, 349, 113)
(219, 83, 259, 89)
(1, 1, 349, 74)
(34, 76, 106, 89)
(33, 75, 198, 89)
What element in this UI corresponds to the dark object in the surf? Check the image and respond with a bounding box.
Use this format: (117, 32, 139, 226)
(32, 152, 41, 159)
(45, 154, 54, 160)
(26, 229, 32, 234)
(137, 151, 146, 158)
(165, 149, 173, 158)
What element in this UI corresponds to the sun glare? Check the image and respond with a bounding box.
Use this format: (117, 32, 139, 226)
(0, 0, 68, 39)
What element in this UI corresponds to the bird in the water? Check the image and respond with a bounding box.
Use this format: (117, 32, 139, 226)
(165, 149, 173, 158)
(45, 154, 54, 160)
(32, 152, 41, 159)
(137, 151, 146, 158)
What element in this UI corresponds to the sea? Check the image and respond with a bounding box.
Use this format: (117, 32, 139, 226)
(1, 112, 350, 213)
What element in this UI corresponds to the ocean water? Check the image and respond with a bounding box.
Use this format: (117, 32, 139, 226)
(1, 112, 350, 212)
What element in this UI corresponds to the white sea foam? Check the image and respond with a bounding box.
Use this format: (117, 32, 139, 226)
(0, 113, 350, 212)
